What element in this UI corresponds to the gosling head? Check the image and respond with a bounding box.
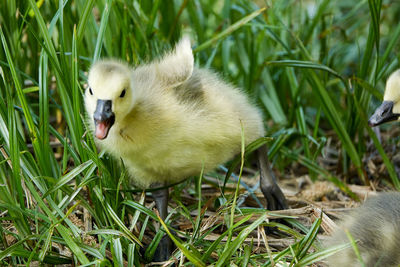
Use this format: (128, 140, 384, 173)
(369, 69, 400, 127)
(85, 60, 133, 140)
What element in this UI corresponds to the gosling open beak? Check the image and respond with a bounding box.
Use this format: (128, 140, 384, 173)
(368, 101, 400, 127)
(93, 99, 115, 140)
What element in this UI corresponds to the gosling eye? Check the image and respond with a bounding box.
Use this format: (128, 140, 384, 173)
(89, 87, 93, 95)
(120, 89, 126, 98)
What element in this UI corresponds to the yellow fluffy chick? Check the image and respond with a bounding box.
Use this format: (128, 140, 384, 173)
(369, 69, 400, 126)
(86, 41, 262, 188)
(326, 192, 400, 267)
(85, 37, 287, 260)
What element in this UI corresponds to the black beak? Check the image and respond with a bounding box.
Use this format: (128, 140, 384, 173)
(93, 99, 115, 140)
(368, 101, 400, 127)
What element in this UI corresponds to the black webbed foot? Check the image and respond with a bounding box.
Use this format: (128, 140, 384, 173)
(261, 180, 288, 211)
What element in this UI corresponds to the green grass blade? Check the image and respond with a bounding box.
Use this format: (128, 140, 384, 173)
(77, 0, 96, 45)
(111, 238, 124, 266)
(43, 160, 93, 198)
(93, 0, 113, 61)
(306, 70, 364, 181)
(0, 26, 37, 140)
(267, 60, 344, 81)
(194, 7, 266, 53)
(38, 227, 54, 261)
(122, 200, 158, 221)
(215, 213, 268, 266)
(94, 187, 143, 246)
(158, 214, 206, 267)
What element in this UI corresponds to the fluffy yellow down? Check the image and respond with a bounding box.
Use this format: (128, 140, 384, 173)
(85, 38, 265, 188)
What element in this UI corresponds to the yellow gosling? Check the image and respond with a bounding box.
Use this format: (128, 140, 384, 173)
(84, 37, 288, 260)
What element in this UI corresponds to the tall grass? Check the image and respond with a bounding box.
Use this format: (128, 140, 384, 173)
(0, 0, 399, 265)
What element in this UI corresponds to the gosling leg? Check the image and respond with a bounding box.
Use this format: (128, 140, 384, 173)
(151, 187, 172, 261)
(257, 145, 288, 210)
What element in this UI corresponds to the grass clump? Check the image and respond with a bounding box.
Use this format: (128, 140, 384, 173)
(1, 0, 399, 266)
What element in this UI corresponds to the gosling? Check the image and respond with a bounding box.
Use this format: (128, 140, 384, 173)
(326, 192, 400, 267)
(369, 69, 400, 126)
(84, 37, 288, 260)
(326, 69, 400, 266)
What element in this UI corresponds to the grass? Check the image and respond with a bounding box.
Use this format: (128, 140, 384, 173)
(0, 0, 399, 266)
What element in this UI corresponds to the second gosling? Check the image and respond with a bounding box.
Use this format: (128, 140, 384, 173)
(326, 192, 400, 267)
